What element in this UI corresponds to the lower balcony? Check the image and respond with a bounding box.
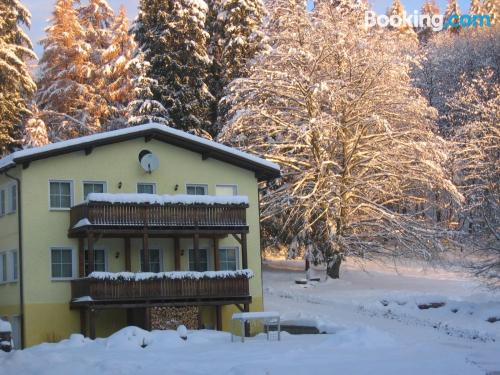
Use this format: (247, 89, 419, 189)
(70, 270, 252, 308)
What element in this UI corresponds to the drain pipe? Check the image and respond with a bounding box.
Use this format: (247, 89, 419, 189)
(4, 171, 25, 349)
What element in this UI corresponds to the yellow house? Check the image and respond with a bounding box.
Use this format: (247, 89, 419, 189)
(0, 123, 280, 348)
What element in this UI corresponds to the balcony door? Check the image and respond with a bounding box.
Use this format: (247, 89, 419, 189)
(140, 249, 162, 273)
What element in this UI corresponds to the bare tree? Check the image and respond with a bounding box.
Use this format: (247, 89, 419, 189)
(220, 0, 462, 278)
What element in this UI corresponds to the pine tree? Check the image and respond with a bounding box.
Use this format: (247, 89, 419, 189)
(483, 0, 498, 25)
(387, 0, 417, 41)
(37, 0, 94, 141)
(207, 0, 266, 134)
(470, 0, 482, 15)
(0, 0, 37, 154)
(419, 0, 440, 43)
(132, 0, 213, 132)
(444, 0, 461, 31)
(24, 105, 49, 147)
(101, 6, 137, 129)
(77, 0, 115, 132)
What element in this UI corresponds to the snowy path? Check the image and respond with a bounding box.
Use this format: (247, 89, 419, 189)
(0, 259, 499, 375)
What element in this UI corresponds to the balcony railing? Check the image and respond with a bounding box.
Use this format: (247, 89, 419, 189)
(71, 275, 251, 304)
(69, 202, 248, 230)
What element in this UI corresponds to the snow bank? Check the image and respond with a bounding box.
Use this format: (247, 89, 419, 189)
(85, 193, 249, 205)
(0, 319, 11, 332)
(87, 269, 254, 281)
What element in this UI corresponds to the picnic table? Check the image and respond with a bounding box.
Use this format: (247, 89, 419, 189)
(231, 311, 281, 342)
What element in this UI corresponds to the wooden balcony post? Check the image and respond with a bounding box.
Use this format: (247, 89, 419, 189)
(78, 238, 85, 278)
(215, 306, 222, 331)
(241, 233, 248, 269)
(87, 231, 95, 275)
(213, 237, 220, 271)
(124, 237, 131, 272)
(143, 232, 150, 272)
(174, 237, 181, 271)
(193, 233, 200, 271)
(89, 308, 96, 339)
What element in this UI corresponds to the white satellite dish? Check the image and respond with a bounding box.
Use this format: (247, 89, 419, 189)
(139, 150, 160, 174)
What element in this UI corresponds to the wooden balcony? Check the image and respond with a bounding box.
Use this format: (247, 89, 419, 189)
(70, 274, 251, 308)
(69, 201, 248, 236)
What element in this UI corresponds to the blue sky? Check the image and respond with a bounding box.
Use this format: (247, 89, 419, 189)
(25, 0, 471, 56)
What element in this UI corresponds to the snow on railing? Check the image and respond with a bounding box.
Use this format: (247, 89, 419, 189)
(85, 193, 249, 206)
(87, 269, 254, 281)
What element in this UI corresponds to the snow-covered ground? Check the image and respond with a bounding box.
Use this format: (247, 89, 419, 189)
(1, 259, 499, 375)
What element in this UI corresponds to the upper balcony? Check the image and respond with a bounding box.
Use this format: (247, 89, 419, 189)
(68, 193, 249, 237)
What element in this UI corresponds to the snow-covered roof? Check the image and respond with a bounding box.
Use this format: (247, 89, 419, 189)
(86, 193, 249, 205)
(0, 123, 280, 180)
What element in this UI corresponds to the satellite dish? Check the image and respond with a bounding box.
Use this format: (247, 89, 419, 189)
(139, 150, 159, 174)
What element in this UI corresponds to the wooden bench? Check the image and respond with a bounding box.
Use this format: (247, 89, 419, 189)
(231, 311, 281, 342)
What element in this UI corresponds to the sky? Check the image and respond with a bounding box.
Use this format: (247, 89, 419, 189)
(24, 0, 471, 57)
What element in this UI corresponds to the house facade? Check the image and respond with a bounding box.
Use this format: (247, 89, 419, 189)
(0, 123, 280, 348)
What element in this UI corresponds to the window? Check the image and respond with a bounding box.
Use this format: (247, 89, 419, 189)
(8, 184, 17, 213)
(49, 181, 73, 209)
(0, 253, 7, 282)
(215, 185, 238, 196)
(219, 248, 238, 271)
(137, 183, 156, 194)
(10, 251, 18, 281)
(0, 189, 5, 216)
(84, 249, 106, 275)
(51, 248, 74, 279)
(83, 182, 106, 200)
(189, 249, 209, 271)
(186, 184, 208, 195)
(140, 249, 162, 272)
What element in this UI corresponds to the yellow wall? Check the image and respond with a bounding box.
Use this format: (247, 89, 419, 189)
(1, 137, 264, 346)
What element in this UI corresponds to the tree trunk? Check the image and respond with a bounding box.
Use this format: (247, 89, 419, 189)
(327, 254, 342, 279)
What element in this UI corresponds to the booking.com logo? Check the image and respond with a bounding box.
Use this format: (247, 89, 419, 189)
(365, 11, 492, 31)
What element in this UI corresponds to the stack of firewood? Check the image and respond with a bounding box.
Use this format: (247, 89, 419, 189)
(150, 306, 200, 330)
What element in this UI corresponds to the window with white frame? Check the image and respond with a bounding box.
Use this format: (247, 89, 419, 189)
(0, 189, 5, 216)
(83, 182, 106, 200)
(215, 185, 238, 196)
(140, 249, 162, 272)
(137, 183, 156, 194)
(0, 253, 7, 282)
(189, 248, 209, 271)
(84, 249, 106, 274)
(8, 184, 17, 213)
(49, 181, 73, 209)
(186, 184, 208, 195)
(219, 248, 239, 271)
(51, 248, 74, 279)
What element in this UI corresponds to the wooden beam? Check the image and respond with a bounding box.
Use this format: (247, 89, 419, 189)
(244, 303, 250, 337)
(193, 233, 200, 271)
(145, 134, 153, 143)
(87, 231, 95, 275)
(143, 232, 150, 272)
(80, 310, 86, 336)
(174, 237, 181, 271)
(215, 306, 222, 331)
(144, 308, 151, 331)
(124, 237, 131, 271)
(22, 161, 30, 170)
(84, 147, 93, 156)
(213, 237, 220, 271)
(202, 152, 210, 160)
(235, 304, 244, 312)
(78, 238, 85, 277)
(231, 234, 242, 245)
(241, 233, 248, 269)
(89, 308, 96, 339)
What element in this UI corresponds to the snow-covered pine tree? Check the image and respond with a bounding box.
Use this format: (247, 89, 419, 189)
(0, 0, 37, 154)
(482, 0, 498, 25)
(101, 6, 137, 130)
(444, 0, 461, 31)
(448, 69, 499, 287)
(386, 0, 417, 42)
(77, 0, 115, 132)
(419, 0, 440, 43)
(24, 104, 49, 147)
(207, 0, 266, 134)
(220, 0, 462, 278)
(37, 0, 94, 141)
(132, 0, 213, 132)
